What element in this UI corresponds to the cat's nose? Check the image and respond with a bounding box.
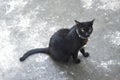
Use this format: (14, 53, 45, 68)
(85, 33, 89, 36)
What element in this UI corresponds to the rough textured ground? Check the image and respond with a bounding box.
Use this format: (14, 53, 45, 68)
(0, 0, 120, 80)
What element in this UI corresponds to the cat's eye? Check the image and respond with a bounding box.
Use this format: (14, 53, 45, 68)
(81, 28, 84, 32)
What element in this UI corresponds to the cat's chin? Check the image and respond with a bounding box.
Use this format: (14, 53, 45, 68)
(81, 34, 90, 39)
(76, 29, 89, 39)
(79, 35, 88, 39)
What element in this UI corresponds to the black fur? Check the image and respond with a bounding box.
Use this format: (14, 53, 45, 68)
(20, 19, 94, 63)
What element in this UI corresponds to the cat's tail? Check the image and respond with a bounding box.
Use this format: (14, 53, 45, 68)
(19, 48, 48, 62)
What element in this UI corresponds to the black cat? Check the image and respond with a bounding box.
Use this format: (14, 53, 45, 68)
(20, 19, 94, 63)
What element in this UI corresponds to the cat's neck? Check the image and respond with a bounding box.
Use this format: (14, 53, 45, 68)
(67, 26, 88, 40)
(75, 29, 88, 39)
(67, 26, 76, 39)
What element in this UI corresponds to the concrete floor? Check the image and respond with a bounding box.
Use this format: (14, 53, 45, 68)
(0, 0, 120, 80)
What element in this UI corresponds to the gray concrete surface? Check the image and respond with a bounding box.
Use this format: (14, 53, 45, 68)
(0, 0, 120, 80)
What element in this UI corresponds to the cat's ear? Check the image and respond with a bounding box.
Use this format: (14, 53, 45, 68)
(89, 19, 95, 26)
(74, 20, 80, 24)
(91, 19, 95, 24)
(91, 19, 95, 23)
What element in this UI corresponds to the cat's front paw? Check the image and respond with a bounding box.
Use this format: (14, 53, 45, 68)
(83, 52, 89, 57)
(74, 59, 81, 64)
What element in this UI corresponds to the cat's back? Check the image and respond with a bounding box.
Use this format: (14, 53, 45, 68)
(57, 29, 69, 37)
(52, 29, 69, 38)
(49, 29, 69, 47)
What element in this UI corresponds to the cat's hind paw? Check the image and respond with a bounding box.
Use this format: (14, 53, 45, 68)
(83, 52, 90, 57)
(74, 59, 81, 64)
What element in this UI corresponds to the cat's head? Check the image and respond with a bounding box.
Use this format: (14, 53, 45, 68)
(75, 19, 95, 39)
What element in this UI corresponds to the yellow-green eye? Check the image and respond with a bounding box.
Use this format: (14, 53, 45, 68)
(81, 28, 84, 32)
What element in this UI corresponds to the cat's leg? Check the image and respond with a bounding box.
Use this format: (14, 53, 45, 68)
(72, 52, 81, 64)
(50, 50, 70, 63)
(80, 48, 89, 57)
(63, 57, 69, 63)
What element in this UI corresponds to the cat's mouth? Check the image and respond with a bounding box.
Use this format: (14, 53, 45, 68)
(76, 29, 88, 39)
